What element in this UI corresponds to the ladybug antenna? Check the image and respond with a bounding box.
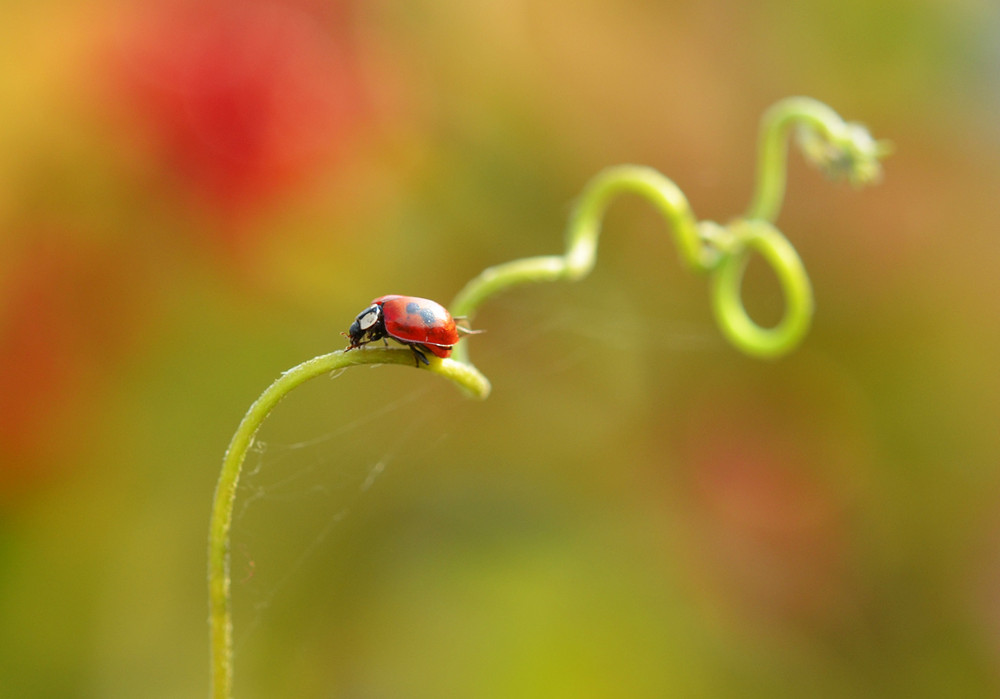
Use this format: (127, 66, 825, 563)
(454, 317, 484, 335)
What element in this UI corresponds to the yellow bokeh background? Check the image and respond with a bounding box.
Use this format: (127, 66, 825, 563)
(1, 1, 999, 697)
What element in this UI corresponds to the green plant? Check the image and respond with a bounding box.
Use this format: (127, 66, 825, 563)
(208, 97, 888, 698)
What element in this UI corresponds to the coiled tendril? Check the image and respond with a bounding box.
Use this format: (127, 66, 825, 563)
(451, 96, 889, 365)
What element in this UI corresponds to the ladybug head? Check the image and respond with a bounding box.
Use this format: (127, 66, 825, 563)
(346, 302, 384, 349)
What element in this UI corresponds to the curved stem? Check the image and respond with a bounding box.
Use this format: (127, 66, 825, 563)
(451, 166, 709, 320)
(208, 348, 488, 699)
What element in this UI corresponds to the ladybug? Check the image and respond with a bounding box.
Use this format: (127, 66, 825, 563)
(344, 295, 475, 366)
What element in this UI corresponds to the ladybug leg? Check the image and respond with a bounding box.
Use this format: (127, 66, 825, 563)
(409, 345, 429, 367)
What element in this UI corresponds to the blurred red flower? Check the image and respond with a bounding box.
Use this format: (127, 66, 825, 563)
(0, 232, 151, 498)
(673, 388, 865, 630)
(111, 0, 366, 236)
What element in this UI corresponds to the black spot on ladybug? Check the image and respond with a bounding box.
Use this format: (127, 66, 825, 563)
(406, 301, 436, 326)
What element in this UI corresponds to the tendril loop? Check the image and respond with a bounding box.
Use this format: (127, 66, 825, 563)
(709, 219, 813, 357)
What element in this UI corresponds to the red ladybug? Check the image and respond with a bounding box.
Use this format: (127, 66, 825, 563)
(345, 295, 472, 365)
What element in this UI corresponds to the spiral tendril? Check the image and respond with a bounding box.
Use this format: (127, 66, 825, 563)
(450, 99, 886, 367)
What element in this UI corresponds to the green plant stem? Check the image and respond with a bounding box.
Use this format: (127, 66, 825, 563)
(451, 166, 707, 320)
(208, 348, 488, 699)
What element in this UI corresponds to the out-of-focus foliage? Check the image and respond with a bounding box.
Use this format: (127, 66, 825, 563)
(1, 0, 998, 697)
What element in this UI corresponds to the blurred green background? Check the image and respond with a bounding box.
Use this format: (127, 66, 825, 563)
(2, 1, 999, 697)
